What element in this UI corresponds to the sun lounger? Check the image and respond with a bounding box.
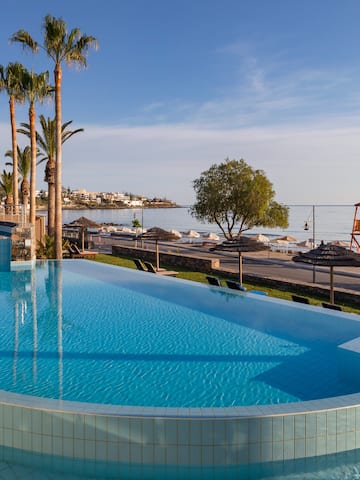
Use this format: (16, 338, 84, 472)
(143, 261, 178, 276)
(291, 294, 310, 304)
(68, 244, 97, 259)
(206, 276, 222, 287)
(134, 259, 147, 271)
(322, 302, 342, 311)
(225, 280, 247, 291)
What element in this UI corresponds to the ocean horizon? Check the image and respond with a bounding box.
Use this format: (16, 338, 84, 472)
(54, 204, 357, 244)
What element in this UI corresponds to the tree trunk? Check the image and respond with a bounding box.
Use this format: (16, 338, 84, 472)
(29, 101, 37, 225)
(9, 95, 18, 214)
(45, 157, 56, 237)
(54, 63, 63, 259)
(5, 194, 13, 214)
(21, 178, 30, 214)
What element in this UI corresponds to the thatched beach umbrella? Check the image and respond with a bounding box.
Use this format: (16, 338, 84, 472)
(65, 216, 100, 250)
(138, 227, 181, 270)
(292, 242, 360, 304)
(211, 237, 270, 286)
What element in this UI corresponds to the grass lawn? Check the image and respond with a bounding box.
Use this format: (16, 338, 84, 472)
(89, 253, 360, 314)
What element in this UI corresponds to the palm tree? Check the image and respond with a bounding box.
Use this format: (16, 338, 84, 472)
(12, 15, 98, 258)
(5, 146, 31, 213)
(0, 170, 14, 214)
(18, 116, 84, 236)
(0, 63, 25, 212)
(19, 68, 53, 225)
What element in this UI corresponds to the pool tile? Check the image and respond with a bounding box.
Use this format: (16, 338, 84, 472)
(261, 417, 273, 443)
(84, 415, 96, 441)
(272, 416, 284, 442)
(249, 418, 261, 443)
(248, 443, 261, 463)
(142, 418, 155, 444)
(189, 420, 203, 446)
(283, 439, 295, 460)
(118, 440, 130, 463)
(272, 440, 283, 461)
(95, 440, 107, 461)
(62, 413, 74, 438)
(165, 444, 178, 465)
(261, 441, 273, 462)
(12, 406, 22, 431)
(294, 438, 305, 458)
(190, 445, 203, 465)
(177, 445, 190, 465)
(336, 409, 347, 433)
(346, 431, 356, 450)
(326, 435, 337, 454)
(327, 411, 337, 435)
(95, 415, 107, 441)
(31, 432, 41, 453)
(347, 407, 356, 431)
(305, 414, 316, 438)
(316, 412, 327, 436)
(141, 443, 154, 464)
(63, 437, 74, 457)
(284, 416, 294, 441)
(74, 438, 85, 458)
(165, 420, 177, 445)
(52, 435, 63, 456)
(305, 436, 316, 457)
(201, 420, 214, 446)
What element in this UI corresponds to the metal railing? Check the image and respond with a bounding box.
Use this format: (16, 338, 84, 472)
(0, 204, 27, 225)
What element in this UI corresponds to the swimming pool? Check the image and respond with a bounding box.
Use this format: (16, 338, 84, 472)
(2, 259, 360, 479)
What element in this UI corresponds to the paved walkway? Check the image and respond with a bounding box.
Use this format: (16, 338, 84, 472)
(96, 235, 360, 296)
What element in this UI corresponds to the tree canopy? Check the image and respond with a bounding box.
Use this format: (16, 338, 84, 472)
(190, 158, 289, 239)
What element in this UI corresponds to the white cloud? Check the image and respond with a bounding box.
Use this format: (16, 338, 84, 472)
(54, 118, 360, 205)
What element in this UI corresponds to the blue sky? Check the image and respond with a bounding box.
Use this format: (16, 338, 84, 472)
(1, 0, 360, 205)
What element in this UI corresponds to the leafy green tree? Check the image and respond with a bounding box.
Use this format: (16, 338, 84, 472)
(12, 15, 98, 258)
(190, 158, 289, 239)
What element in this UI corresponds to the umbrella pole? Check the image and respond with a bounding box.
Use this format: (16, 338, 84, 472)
(156, 240, 159, 270)
(330, 266, 334, 304)
(238, 252, 243, 285)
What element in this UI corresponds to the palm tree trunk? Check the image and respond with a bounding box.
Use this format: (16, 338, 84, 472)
(9, 95, 19, 214)
(54, 63, 63, 259)
(46, 158, 56, 237)
(21, 179, 30, 214)
(29, 101, 37, 225)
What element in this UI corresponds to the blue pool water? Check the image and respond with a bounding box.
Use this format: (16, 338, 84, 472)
(1, 259, 359, 408)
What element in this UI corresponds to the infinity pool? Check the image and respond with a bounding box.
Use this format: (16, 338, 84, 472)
(2, 259, 360, 479)
(1, 259, 358, 407)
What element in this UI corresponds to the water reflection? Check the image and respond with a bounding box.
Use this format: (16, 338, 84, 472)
(5, 262, 63, 399)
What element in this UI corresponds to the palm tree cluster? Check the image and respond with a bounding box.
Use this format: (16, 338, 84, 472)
(0, 14, 97, 258)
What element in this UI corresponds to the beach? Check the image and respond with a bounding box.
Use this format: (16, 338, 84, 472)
(57, 204, 357, 244)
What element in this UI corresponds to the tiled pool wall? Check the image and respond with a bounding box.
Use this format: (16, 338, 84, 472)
(1, 392, 360, 476)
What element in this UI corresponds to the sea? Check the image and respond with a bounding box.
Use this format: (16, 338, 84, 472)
(52, 204, 358, 245)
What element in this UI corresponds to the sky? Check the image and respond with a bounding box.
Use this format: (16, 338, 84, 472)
(1, 0, 360, 206)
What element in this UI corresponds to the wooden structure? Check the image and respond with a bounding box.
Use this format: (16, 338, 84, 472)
(350, 202, 360, 253)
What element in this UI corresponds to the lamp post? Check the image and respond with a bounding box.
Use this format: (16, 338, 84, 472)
(304, 205, 316, 283)
(141, 201, 144, 248)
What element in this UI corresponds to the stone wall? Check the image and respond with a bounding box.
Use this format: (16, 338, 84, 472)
(0, 221, 35, 267)
(112, 244, 360, 306)
(11, 224, 35, 263)
(217, 269, 360, 307)
(112, 245, 220, 272)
